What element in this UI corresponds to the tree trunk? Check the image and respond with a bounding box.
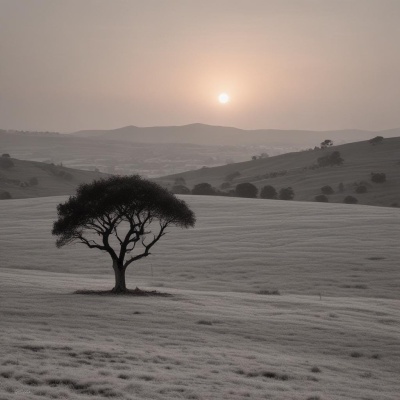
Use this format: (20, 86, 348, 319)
(112, 260, 127, 293)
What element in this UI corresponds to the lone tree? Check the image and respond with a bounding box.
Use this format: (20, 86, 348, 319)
(320, 139, 333, 149)
(52, 176, 196, 293)
(260, 185, 277, 199)
(235, 182, 258, 198)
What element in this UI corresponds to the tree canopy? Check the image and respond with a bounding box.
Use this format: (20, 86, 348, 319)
(52, 175, 196, 292)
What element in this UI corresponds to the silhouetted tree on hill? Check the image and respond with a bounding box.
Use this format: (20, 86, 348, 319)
(0, 157, 14, 169)
(192, 182, 217, 195)
(321, 185, 334, 195)
(369, 136, 384, 145)
(279, 187, 295, 200)
(370, 172, 386, 183)
(235, 182, 258, 198)
(317, 151, 344, 167)
(315, 194, 329, 202)
(260, 185, 277, 199)
(320, 139, 333, 149)
(344, 195, 358, 204)
(52, 176, 196, 293)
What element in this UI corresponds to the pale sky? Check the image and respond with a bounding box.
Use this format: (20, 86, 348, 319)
(1, 0, 399, 132)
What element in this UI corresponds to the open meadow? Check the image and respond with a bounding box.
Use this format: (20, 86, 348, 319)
(0, 196, 399, 400)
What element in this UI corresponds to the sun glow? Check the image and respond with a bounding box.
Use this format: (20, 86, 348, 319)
(218, 92, 230, 104)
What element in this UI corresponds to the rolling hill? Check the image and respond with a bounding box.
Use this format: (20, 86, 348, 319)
(72, 123, 400, 147)
(158, 137, 400, 207)
(0, 195, 399, 399)
(0, 157, 106, 199)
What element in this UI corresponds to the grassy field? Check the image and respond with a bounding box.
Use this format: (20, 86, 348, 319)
(0, 196, 399, 399)
(158, 137, 400, 207)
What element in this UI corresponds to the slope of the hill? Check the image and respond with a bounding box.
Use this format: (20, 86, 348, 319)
(1, 269, 399, 400)
(1, 195, 398, 299)
(158, 137, 400, 207)
(72, 123, 400, 146)
(1, 195, 399, 399)
(0, 158, 107, 199)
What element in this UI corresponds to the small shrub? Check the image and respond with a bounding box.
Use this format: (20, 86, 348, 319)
(197, 320, 213, 325)
(371, 172, 386, 183)
(279, 187, 294, 200)
(315, 195, 329, 202)
(0, 191, 12, 200)
(344, 195, 358, 204)
(260, 185, 277, 199)
(311, 366, 321, 373)
(0, 157, 14, 169)
(257, 290, 280, 295)
(1, 153, 10, 157)
(191, 182, 216, 195)
(321, 185, 334, 195)
(317, 151, 344, 167)
(350, 351, 363, 358)
(369, 136, 384, 145)
(320, 139, 333, 149)
(355, 185, 367, 194)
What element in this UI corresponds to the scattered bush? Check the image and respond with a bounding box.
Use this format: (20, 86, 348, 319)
(257, 290, 280, 295)
(315, 194, 329, 202)
(344, 195, 358, 204)
(0, 191, 12, 200)
(320, 139, 333, 149)
(260, 185, 277, 199)
(191, 182, 217, 196)
(235, 182, 258, 198)
(0, 157, 14, 169)
(171, 184, 190, 195)
(279, 187, 294, 200)
(1, 153, 10, 157)
(317, 151, 344, 167)
(321, 185, 334, 195)
(371, 172, 386, 183)
(310, 366, 321, 373)
(369, 136, 384, 145)
(355, 185, 367, 194)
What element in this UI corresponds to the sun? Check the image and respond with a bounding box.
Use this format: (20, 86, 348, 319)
(218, 92, 230, 104)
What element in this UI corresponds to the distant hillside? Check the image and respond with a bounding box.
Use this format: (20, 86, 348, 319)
(157, 137, 400, 207)
(72, 123, 400, 147)
(0, 157, 107, 199)
(0, 130, 260, 177)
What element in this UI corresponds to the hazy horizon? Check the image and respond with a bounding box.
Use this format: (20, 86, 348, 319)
(1, 0, 400, 133)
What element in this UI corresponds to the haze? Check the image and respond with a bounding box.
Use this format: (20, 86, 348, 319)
(1, 0, 399, 132)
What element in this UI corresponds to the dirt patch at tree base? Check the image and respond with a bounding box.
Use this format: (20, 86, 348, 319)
(74, 287, 172, 297)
